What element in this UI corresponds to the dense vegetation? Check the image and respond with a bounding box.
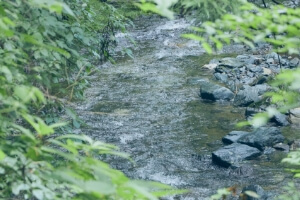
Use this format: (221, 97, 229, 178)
(1, 0, 299, 199)
(0, 0, 182, 199)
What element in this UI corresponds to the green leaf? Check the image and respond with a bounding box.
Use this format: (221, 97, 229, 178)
(244, 191, 260, 198)
(32, 189, 44, 200)
(202, 42, 213, 54)
(0, 150, 6, 161)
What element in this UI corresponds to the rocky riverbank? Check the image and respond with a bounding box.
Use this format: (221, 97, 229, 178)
(198, 50, 300, 198)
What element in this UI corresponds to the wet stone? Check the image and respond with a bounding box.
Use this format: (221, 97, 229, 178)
(214, 73, 228, 84)
(219, 57, 244, 68)
(233, 85, 269, 107)
(212, 143, 261, 168)
(289, 57, 299, 68)
(236, 55, 256, 64)
(222, 131, 250, 144)
(246, 64, 263, 73)
(237, 127, 285, 151)
(273, 143, 289, 152)
(263, 147, 276, 155)
(270, 113, 289, 126)
(200, 81, 234, 101)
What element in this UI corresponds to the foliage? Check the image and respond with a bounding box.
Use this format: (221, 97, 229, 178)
(172, 0, 243, 21)
(136, 0, 243, 21)
(0, 0, 184, 199)
(135, 0, 178, 19)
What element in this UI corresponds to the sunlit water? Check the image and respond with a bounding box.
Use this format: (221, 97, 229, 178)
(76, 15, 300, 199)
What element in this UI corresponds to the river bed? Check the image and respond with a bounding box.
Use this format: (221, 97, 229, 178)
(75, 15, 299, 199)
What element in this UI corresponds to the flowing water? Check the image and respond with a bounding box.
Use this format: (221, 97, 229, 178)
(76, 15, 300, 199)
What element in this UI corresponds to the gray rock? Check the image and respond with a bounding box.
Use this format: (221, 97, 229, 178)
(262, 67, 272, 75)
(289, 57, 299, 68)
(236, 55, 256, 64)
(266, 58, 275, 65)
(200, 81, 234, 101)
(273, 143, 289, 152)
(263, 147, 276, 155)
(269, 64, 281, 73)
(243, 77, 257, 85)
(245, 107, 262, 119)
(240, 66, 246, 73)
(212, 143, 261, 168)
(237, 127, 285, 150)
(222, 131, 250, 144)
(250, 75, 268, 86)
(219, 57, 244, 68)
(266, 52, 282, 62)
(271, 113, 289, 126)
(247, 71, 255, 78)
(214, 73, 228, 84)
(233, 85, 269, 107)
(246, 64, 263, 73)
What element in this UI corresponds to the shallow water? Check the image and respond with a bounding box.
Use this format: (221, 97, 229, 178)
(76, 15, 299, 199)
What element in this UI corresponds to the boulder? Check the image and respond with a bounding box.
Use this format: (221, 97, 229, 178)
(200, 81, 234, 101)
(289, 57, 299, 68)
(222, 131, 250, 144)
(273, 143, 289, 152)
(233, 85, 269, 107)
(270, 113, 289, 126)
(237, 127, 285, 150)
(219, 57, 244, 68)
(212, 143, 261, 168)
(214, 73, 228, 84)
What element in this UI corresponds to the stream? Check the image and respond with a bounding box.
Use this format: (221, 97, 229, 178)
(76, 15, 300, 199)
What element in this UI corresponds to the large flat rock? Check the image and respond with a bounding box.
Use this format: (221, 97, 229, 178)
(212, 143, 261, 168)
(237, 127, 284, 150)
